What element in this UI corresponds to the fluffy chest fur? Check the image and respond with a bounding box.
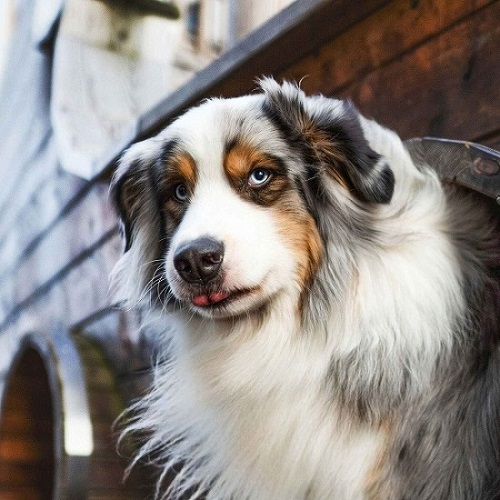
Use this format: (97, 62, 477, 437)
(111, 79, 500, 499)
(155, 308, 384, 500)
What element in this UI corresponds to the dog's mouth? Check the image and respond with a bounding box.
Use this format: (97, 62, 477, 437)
(169, 268, 271, 317)
(190, 287, 257, 310)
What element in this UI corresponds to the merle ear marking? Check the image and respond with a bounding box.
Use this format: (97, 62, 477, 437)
(259, 78, 310, 142)
(260, 79, 395, 204)
(111, 161, 138, 252)
(111, 156, 154, 252)
(109, 139, 173, 307)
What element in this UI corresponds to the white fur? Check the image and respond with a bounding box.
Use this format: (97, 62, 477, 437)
(139, 304, 384, 499)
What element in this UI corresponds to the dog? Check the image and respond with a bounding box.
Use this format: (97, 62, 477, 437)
(110, 79, 500, 499)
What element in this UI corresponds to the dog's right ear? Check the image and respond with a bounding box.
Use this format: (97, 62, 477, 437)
(260, 78, 395, 205)
(109, 139, 166, 307)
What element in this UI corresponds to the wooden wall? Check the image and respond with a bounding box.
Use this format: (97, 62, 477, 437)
(214, 0, 500, 147)
(0, 0, 498, 496)
(290, 0, 500, 146)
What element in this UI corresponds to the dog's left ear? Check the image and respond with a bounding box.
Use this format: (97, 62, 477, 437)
(260, 78, 394, 204)
(109, 139, 167, 306)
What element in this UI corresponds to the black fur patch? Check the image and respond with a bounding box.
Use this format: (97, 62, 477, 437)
(111, 158, 139, 252)
(150, 139, 180, 244)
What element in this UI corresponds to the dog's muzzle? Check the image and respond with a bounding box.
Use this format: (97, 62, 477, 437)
(173, 237, 224, 284)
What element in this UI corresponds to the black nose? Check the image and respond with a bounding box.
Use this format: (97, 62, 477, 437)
(173, 237, 224, 284)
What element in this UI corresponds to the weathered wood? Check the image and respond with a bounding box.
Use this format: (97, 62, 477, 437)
(0, 241, 152, 387)
(73, 334, 155, 498)
(0, 145, 87, 274)
(0, 488, 46, 500)
(0, 462, 52, 485)
(0, 230, 119, 337)
(98, 0, 499, 178)
(0, 332, 154, 499)
(338, 1, 500, 140)
(281, 0, 494, 95)
(0, 179, 108, 287)
(0, 437, 52, 462)
(0, 348, 54, 498)
(7, 183, 115, 292)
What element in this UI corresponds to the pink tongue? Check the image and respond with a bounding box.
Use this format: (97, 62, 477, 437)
(192, 291, 230, 307)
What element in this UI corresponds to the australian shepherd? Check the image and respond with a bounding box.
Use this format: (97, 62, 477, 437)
(110, 79, 500, 499)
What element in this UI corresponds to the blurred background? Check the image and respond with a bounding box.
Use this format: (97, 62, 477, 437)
(0, 0, 498, 498)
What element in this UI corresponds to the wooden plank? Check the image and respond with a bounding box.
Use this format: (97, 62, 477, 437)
(280, 0, 494, 95)
(0, 0, 55, 215)
(337, 1, 500, 140)
(0, 145, 83, 279)
(0, 462, 51, 486)
(0, 414, 52, 435)
(0, 437, 52, 462)
(0, 136, 58, 248)
(0, 229, 119, 336)
(93, 0, 498, 180)
(0, 488, 45, 500)
(0, 183, 117, 322)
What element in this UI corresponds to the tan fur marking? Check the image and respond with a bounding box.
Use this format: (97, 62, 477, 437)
(161, 152, 197, 228)
(172, 152, 197, 187)
(272, 191, 323, 300)
(226, 141, 323, 304)
(225, 142, 272, 181)
(224, 142, 289, 205)
(302, 122, 350, 190)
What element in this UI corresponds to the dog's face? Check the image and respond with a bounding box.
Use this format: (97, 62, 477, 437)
(157, 104, 316, 318)
(111, 79, 394, 319)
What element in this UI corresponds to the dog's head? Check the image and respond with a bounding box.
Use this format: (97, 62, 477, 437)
(110, 79, 394, 320)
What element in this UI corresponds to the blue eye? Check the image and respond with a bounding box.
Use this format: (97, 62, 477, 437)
(174, 183, 188, 202)
(248, 168, 272, 187)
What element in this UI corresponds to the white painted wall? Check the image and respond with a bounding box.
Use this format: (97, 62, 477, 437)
(0, 0, 13, 83)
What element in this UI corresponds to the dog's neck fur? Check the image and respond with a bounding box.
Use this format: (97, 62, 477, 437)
(150, 299, 384, 500)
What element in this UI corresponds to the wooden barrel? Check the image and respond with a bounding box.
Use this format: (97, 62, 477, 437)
(0, 331, 151, 500)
